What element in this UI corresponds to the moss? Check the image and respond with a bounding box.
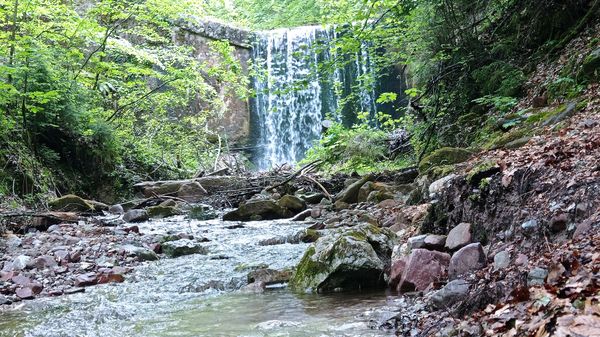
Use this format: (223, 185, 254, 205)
(466, 160, 498, 184)
(418, 147, 473, 173)
(48, 194, 94, 212)
(289, 245, 326, 291)
(302, 229, 321, 243)
(429, 165, 456, 180)
(484, 128, 531, 150)
(479, 177, 491, 190)
(525, 104, 566, 125)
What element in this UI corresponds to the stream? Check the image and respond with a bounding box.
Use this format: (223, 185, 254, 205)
(0, 217, 396, 336)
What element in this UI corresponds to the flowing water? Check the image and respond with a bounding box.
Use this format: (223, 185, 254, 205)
(0, 218, 395, 337)
(251, 25, 381, 170)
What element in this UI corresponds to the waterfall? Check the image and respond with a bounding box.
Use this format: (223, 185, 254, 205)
(250, 25, 395, 170)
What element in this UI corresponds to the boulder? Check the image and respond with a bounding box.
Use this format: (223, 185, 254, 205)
(247, 268, 292, 285)
(121, 245, 159, 261)
(408, 235, 427, 249)
(398, 249, 451, 292)
(366, 190, 394, 203)
(188, 204, 218, 220)
(33, 255, 57, 269)
(277, 195, 307, 212)
(388, 258, 407, 288)
(448, 243, 486, 279)
(108, 204, 124, 214)
(299, 193, 325, 204)
(162, 239, 208, 258)
(428, 174, 458, 198)
(445, 223, 472, 251)
(176, 182, 207, 201)
(289, 224, 396, 293)
(86, 200, 109, 212)
(291, 209, 312, 221)
(423, 235, 447, 251)
(222, 200, 292, 221)
(335, 174, 372, 204)
(333, 200, 350, 210)
(493, 250, 510, 270)
(358, 181, 374, 203)
(48, 195, 94, 212)
(430, 279, 470, 309)
(581, 47, 600, 80)
(418, 147, 473, 173)
(74, 272, 98, 287)
(123, 209, 149, 223)
(147, 205, 181, 219)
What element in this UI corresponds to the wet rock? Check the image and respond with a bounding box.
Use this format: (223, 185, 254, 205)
(277, 195, 307, 212)
(423, 235, 447, 251)
(398, 249, 451, 292)
(222, 200, 292, 221)
(389, 258, 407, 288)
(448, 243, 486, 279)
(162, 239, 208, 258)
(98, 273, 125, 284)
(527, 267, 548, 286)
(108, 204, 124, 214)
(34, 255, 57, 269)
(310, 207, 322, 218)
(121, 245, 159, 261)
(48, 194, 94, 212)
(291, 209, 312, 221)
(445, 223, 472, 251)
(333, 200, 349, 211)
(242, 281, 266, 293)
(74, 272, 98, 287)
(0, 295, 11, 305)
(367, 190, 394, 203)
(188, 204, 217, 220)
(147, 205, 181, 219)
(493, 250, 510, 270)
(430, 279, 470, 309)
(335, 174, 372, 204)
(408, 235, 427, 249)
(247, 268, 291, 285)
(549, 213, 568, 233)
(123, 209, 149, 223)
(289, 224, 395, 293)
(299, 193, 325, 204)
(16, 287, 35, 299)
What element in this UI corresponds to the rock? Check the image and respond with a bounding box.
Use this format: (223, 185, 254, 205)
(423, 235, 447, 251)
(580, 47, 600, 80)
(11, 255, 32, 271)
(121, 245, 159, 261)
(358, 181, 373, 203)
(48, 194, 94, 212)
(74, 272, 98, 287)
(335, 174, 372, 204)
(310, 207, 322, 218)
(430, 279, 470, 309)
(333, 200, 350, 211)
(418, 147, 473, 173)
(108, 204, 124, 214)
(277, 195, 307, 212)
(573, 218, 595, 239)
(300, 229, 321, 243)
(122, 209, 149, 223)
(388, 258, 407, 288)
(33, 255, 57, 269)
(398, 249, 451, 292)
(16, 287, 35, 300)
(98, 273, 125, 284)
(299, 193, 325, 204)
(521, 219, 539, 232)
(528, 267, 548, 286)
(391, 243, 411, 262)
(408, 235, 427, 249)
(162, 239, 208, 258)
(222, 200, 292, 221)
(291, 209, 312, 221)
(0, 295, 11, 305)
(493, 250, 510, 270)
(448, 243, 486, 279)
(428, 174, 458, 198)
(11, 274, 31, 285)
(86, 200, 109, 212)
(176, 182, 207, 201)
(147, 205, 181, 219)
(242, 281, 266, 293)
(445, 223, 472, 251)
(549, 213, 568, 233)
(289, 224, 396, 293)
(366, 190, 394, 203)
(188, 204, 218, 220)
(247, 268, 292, 285)
(515, 253, 529, 266)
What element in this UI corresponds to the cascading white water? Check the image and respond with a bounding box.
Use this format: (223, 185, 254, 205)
(251, 25, 379, 170)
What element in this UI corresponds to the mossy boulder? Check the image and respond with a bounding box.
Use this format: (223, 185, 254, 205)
(188, 204, 218, 220)
(162, 239, 208, 258)
(48, 194, 94, 212)
(335, 174, 373, 204)
(222, 199, 292, 221)
(277, 195, 307, 212)
(147, 205, 181, 219)
(418, 148, 473, 173)
(289, 224, 396, 293)
(466, 161, 501, 185)
(580, 48, 600, 80)
(484, 128, 530, 150)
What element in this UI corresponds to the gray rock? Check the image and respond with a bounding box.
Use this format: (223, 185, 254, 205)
(222, 200, 292, 221)
(162, 239, 208, 258)
(277, 195, 307, 212)
(408, 235, 427, 249)
(291, 209, 312, 221)
(428, 174, 458, 198)
(423, 235, 447, 251)
(247, 268, 291, 285)
(121, 245, 159, 261)
(11, 255, 32, 271)
(527, 267, 548, 286)
(33, 255, 57, 269)
(521, 219, 539, 232)
(123, 209, 149, 223)
(0, 295, 11, 305)
(107, 204, 123, 215)
(445, 223, 472, 250)
(493, 250, 510, 270)
(448, 243, 486, 279)
(430, 279, 470, 309)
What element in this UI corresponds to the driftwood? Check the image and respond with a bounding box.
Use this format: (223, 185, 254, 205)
(265, 160, 322, 192)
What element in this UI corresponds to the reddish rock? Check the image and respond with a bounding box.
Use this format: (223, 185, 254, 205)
(34, 255, 57, 269)
(29, 282, 43, 294)
(449, 243, 487, 279)
(445, 223, 472, 251)
(389, 258, 407, 288)
(11, 274, 32, 285)
(16, 287, 35, 299)
(98, 273, 125, 284)
(74, 273, 98, 287)
(398, 249, 451, 292)
(0, 271, 14, 281)
(573, 218, 594, 239)
(515, 253, 529, 266)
